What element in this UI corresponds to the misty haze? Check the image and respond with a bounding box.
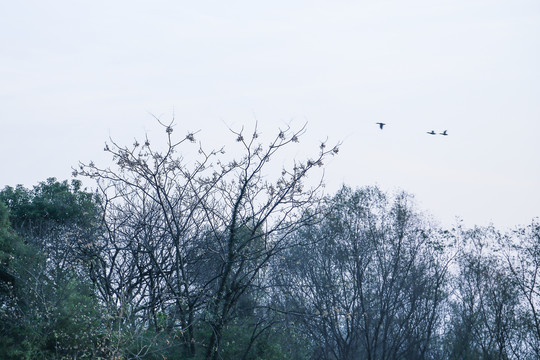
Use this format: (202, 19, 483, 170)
(1, 1, 539, 359)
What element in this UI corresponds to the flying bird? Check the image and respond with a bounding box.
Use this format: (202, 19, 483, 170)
(440, 130, 448, 136)
(427, 130, 436, 135)
(376, 122, 386, 130)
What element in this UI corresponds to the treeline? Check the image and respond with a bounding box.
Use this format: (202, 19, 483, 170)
(0, 124, 539, 359)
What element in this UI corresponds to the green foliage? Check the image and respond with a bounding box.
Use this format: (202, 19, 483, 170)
(0, 180, 105, 360)
(0, 202, 30, 287)
(219, 321, 308, 360)
(2, 171, 540, 359)
(2, 273, 104, 360)
(0, 202, 38, 359)
(0, 178, 99, 232)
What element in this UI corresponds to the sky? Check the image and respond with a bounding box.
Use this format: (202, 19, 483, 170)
(1, 0, 539, 229)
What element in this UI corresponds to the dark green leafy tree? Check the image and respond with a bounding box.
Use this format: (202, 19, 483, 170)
(0, 202, 39, 359)
(0, 179, 105, 360)
(0, 178, 101, 267)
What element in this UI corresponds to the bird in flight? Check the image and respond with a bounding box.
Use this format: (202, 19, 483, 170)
(376, 122, 386, 130)
(427, 130, 436, 135)
(440, 130, 448, 136)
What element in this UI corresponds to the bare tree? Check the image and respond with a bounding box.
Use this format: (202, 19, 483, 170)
(446, 225, 521, 360)
(503, 219, 540, 359)
(274, 186, 450, 360)
(77, 120, 338, 359)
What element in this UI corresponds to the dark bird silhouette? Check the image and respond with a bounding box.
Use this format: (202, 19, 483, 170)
(427, 130, 436, 135)
(376, 122, 386, 130)
(440, 130, 448, 136)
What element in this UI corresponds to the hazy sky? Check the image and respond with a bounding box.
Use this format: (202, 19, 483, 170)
(1, 0, 539, 229)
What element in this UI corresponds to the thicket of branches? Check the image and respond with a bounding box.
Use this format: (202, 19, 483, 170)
(1, 122, 539, 360)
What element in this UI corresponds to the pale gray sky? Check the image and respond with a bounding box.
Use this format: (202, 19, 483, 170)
(1, 0, 539, 228)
